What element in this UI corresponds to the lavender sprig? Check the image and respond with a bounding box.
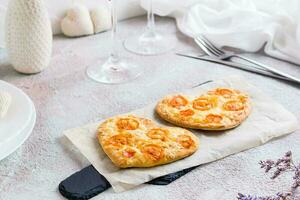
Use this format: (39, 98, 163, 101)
(259, 159, 275, 173)
(238, 151, 299, 200)
(237, 192, 291, 200)
(259, 151, 293, 179)
(292, 164, 300, 189)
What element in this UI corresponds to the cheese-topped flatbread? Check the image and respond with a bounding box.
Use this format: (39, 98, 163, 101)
(97, 115, 199, 168)
(156, 88, 251, 130)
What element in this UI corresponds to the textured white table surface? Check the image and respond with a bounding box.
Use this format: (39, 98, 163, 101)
(0, 16, 300, 200)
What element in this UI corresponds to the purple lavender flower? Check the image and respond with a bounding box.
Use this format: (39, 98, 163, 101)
(237, 192, 291, 200)
(276, 192, 291, 200)
(259, 160, 275, 173)
(237, 193, 260, 200)
(292, 164, 300, 189)
(238, 151, 297, 200)
(259, 151, 293, 179)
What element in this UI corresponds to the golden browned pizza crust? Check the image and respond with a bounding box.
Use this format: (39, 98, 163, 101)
(97, 115, 199, 168)
(155, 88, 251, 130)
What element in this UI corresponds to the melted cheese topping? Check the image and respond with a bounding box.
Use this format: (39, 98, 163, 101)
(98, 115, 198, 168)
(160, 88, 250, 128)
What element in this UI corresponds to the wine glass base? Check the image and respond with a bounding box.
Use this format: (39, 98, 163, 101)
(124, 31, 177, 56)
(86, 57, 141, 84)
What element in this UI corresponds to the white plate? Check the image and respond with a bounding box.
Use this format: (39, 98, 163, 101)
(0, 100, 36, 161)
(0, 80, 33, 144)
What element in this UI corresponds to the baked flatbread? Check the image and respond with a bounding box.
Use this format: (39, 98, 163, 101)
(156, 88, 251, 130)
(97, 115, 199, 168)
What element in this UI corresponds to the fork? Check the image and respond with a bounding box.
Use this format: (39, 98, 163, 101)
(194, 35, 300, 84)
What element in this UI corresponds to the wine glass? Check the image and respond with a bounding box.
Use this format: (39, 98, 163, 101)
(86, 0, 141, 84)
(123, 0, 176, 55)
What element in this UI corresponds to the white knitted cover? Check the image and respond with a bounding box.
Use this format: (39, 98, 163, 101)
(5, 0, 52, 74)
(0, 91, 11, 118)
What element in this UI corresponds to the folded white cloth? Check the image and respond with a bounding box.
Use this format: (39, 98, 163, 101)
(144, 0, 300, 64)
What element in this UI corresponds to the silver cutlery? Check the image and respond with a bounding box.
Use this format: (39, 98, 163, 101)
(176, 52, 293, 82)
(192, 80, 213, 88)
(194, 35, 300, 84)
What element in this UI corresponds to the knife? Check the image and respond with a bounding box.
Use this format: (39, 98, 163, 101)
(176, 53, 294, 83)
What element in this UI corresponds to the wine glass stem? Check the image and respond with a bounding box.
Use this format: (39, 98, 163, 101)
(110, 0, 119, 63)
(147, 0, 155, 33)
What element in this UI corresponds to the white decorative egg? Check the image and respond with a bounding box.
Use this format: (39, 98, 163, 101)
(61, 4, 94, 37)
(90, 6, 112, 34)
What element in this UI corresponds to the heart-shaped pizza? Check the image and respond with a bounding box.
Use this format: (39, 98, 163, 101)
(156, 88, 251, 130)
(97, 115, 199, 168)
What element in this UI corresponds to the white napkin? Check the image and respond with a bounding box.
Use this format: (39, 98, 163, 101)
(143, 0, 300, 65)
(64, 76, 299, 192)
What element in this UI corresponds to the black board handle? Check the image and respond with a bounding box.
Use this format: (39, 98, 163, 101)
(59, 165, 198, 200)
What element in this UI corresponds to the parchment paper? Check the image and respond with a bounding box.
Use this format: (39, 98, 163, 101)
(64, 76, 299, 192)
